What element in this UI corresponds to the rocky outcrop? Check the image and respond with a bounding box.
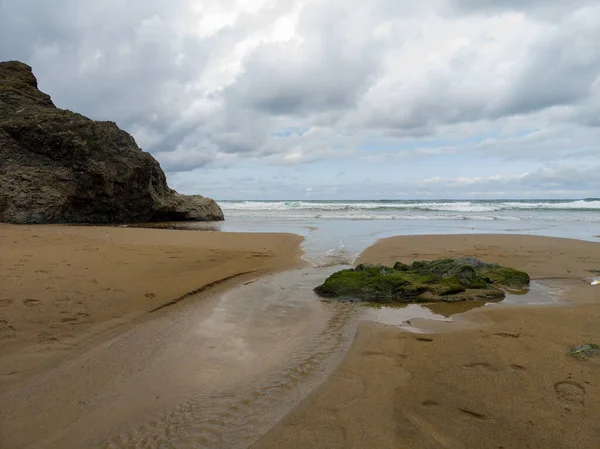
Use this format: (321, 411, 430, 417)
(0, 61, 223, 224)
(314, 257, 530, 303)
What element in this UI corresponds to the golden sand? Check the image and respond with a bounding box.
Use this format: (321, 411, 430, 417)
(255, 235, 600, 449)
(0, 224, 304, 385)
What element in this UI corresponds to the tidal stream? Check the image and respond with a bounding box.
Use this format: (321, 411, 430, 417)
(100, 263, 555, 449)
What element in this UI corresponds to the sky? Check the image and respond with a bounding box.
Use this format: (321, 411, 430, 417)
(1, 0, 599, 200)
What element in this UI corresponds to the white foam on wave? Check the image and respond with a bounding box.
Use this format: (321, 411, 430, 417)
(220, 201, 502, 212)
(220, 199, 600, 213)
(502, 200, 600, 210)
(218, 199, 600, 223)
(223, 208, 600, 222)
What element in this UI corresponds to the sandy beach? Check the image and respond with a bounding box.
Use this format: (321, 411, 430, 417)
(0, 224, 304, 386)
(3, 2, 600, 447)
(2, 229, 600, 448)
(256, 235, 600, 449)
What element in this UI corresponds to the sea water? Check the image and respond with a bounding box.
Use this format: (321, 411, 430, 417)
(218, 199, 600, 222)
(156, 199, 600, 266)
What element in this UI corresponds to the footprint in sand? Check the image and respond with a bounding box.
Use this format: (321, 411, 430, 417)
(0, 320, 16, 339)
(421, 400, 440, 407)
(361, 350, 408, 363)
(554, 380, 586, 406)
(463, 362, 501, 372)
(38, 332, 59, 342)
(458, 408, 488, 420)
(0, 299, 14, 307)
(23, 298, 40, 306)
(463, 362, 527, 373)
(492, 332, 520, 338)
(59, 311, 90, 324)
(418, 400, 488, 421)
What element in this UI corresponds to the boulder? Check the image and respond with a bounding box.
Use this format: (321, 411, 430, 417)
(314, 257, 530, 303)
(0, 61, 224, 224)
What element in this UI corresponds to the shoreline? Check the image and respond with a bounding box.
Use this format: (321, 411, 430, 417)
(0, 224, 306, 388)
(2, 227, 600, 447)
(255, 234, 600, 449)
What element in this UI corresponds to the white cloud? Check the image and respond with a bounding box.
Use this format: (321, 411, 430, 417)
(1, 0, 600, 198)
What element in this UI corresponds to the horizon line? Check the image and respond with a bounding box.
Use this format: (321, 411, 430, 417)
(213, 198, 598, 202)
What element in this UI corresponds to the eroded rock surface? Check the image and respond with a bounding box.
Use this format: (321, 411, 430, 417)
(0, 61, 223, 224)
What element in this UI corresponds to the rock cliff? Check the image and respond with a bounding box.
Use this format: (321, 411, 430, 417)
(0, 61, 223, 224)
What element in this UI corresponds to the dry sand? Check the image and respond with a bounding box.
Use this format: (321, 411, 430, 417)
(255, 235, 600, 449)
(0, 224, 304, 386)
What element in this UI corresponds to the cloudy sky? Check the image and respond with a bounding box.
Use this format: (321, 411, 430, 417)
(1, 0, 599, 199)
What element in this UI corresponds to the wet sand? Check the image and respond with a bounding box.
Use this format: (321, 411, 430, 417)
(0, 224, 304, 385)
(256, 235, 600, 449)
(2, 230, 600, 448)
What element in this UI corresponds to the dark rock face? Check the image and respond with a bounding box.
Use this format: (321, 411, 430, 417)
(0, 61, 224, 224)
(314, 257, 530, 303)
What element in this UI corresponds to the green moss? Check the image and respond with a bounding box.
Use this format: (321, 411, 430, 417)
(400, 272, 440, 285)
(393, 261, 410, 271)
(461, 272, 491, 289)
(410, 258, 459, 277)
(314, 266, 410, 301)
(355, 263, 396, 276)
(480, 267, 530, 288)
(314, 257, 530, 304)
(440, 276, 461, 285)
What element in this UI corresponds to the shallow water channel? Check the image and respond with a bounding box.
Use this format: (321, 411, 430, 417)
(95, 265, 557, 449)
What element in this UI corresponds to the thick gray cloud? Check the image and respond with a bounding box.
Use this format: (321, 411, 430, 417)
(502, 12, 600, 116)
(1, 0, 211, 127)
(1, 0, 599, 197)
(225, 3, 382, 117)
(228, 42, 376, 116)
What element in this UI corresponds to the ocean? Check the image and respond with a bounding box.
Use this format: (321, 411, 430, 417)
(154, 199, 600, 268)
(219, 199, 600, 222)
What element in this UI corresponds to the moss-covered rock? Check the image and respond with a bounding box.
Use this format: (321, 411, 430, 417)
(569, 343, 600, 360)
(478, 267, 531, 288)
(314, 257, 529, 303)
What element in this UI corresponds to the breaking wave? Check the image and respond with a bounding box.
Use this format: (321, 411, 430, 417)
(219, 199, 600, 222)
